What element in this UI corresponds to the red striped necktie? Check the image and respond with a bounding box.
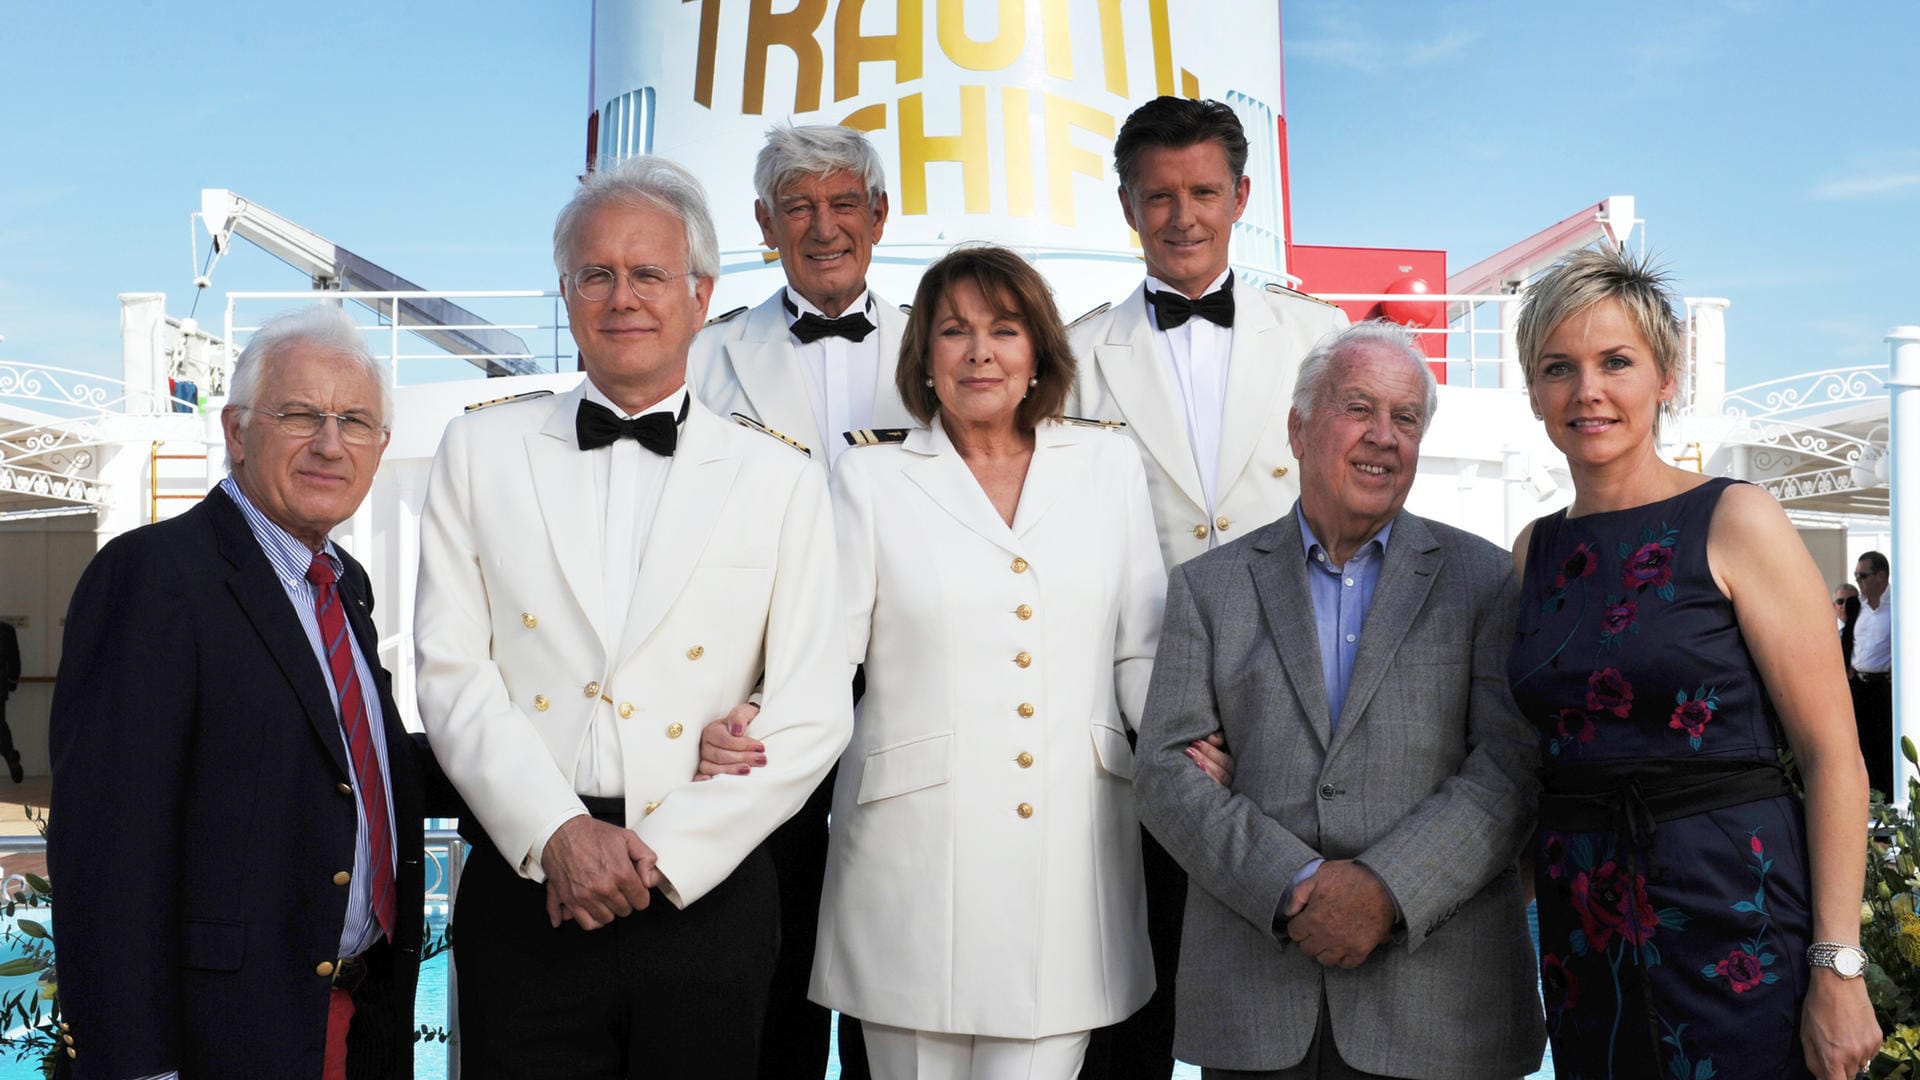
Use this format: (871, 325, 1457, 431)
(306, 552, 396, 941)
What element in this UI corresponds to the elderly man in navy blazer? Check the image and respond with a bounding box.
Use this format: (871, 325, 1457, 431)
(49, 304, 424, 1079)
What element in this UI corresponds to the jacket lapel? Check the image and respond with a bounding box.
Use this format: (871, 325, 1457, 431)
(1248, 510, 1333, 747)
(1327, 512, 1442, 757)
(902, 418, 1017, 551)
(207, 489, 350, 778)
(527, 384, 607, 641)
(1215, 280, 1285, 496)
(617, 400, 736, 665)
(870, 299, 915, 429)
(726, 293, 820, 450)
(1009, 423, 1079, 538)
(1095, 284, 1206, 513)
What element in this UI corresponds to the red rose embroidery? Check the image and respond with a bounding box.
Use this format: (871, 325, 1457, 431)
(1715, 949, 1765, 993)
(1670, 698, 1714, 740)
(1556, 543, 1599, 590)
(1586, 668, 1634, 718)
(1623, 542, 1674, 590)
(1541, 953, 1579, 1013)
(1555, 708, 1597, 744)
(1601, 598, 1637, 635)
(1571, 859, 1658, 950)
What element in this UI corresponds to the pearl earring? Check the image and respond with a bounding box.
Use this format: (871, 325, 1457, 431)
(924, 377, 934, 387)
(1028, 377, 1038, 387)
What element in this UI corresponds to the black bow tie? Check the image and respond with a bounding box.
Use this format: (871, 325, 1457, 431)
(1147, 277, 1236, 330)
(575, 397, 686, 455)
(784, 295, 877, 344)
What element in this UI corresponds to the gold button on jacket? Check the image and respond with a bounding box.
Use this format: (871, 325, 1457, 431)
(666, 722, 685, 739)
(533, 694, 550, 712)
(1016, 751, 1034, 768)
(1015, 603, 1033, 620)
(1016, 802, 1034, 819)
(335, 782, 353, 796)
(1010, 556, 1029, 573)
(315, 961, 336, 978)
(686, 645, 705, 660)
(644, 800, 661, 816)
(618, 702, 635, 719)
(1215, 516, 1231, 531)
(332, 871, 351, 886)
(583, 681, 600, 698)
(1192, 524, 1209, 539)
(520, 612, 537, 628)
(1014, 651, 1032, 668)
(1017, 702, 1035, 718)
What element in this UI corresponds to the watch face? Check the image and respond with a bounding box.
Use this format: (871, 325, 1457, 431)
(1835, 949, 1865, 978)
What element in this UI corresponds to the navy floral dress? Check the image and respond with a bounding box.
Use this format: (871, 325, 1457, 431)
(1511, 478, 1814, 1079)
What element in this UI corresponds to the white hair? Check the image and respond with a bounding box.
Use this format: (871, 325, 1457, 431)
(227, 304, 392, 427)
(1292, 320, 1439, 425)
(752, 123, 887, 212)
(552, 155, 720, 292)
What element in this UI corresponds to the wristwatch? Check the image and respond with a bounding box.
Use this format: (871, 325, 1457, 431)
(1807, 941, 1869, 979)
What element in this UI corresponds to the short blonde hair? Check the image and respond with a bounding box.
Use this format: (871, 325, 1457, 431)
(1516, 247, 1684, 392)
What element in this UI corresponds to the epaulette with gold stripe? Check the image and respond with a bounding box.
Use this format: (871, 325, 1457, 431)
(843, 428, 910, 446)
(705, 305, 748, 327)
(1060, 415, 1127, 430)
(464, 389, 555, 412)
(1264, 282, 1341, 309)
(1067, 302, 1112, 331)
(731, 412, 810, 456)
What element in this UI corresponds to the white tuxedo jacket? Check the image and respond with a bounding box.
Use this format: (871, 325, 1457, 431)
(414, 382, 852, 906)
(688, 288, 913, 466)
(809, 417, 1165, 1038)
(1067, 279, 1348, 569)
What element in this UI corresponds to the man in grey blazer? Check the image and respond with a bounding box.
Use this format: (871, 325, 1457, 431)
(1135, 322, 1544, 1079)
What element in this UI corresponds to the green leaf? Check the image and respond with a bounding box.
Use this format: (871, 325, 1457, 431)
(23, 873, 50, 895)
(15, 919, 48, 940)
(0, 957, 45, 977)
(1905, 736, 1918, 768)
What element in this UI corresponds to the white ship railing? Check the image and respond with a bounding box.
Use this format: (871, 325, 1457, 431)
(224, 291, 573, 387)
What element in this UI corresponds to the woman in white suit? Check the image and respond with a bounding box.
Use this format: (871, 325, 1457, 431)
(815, 245, 1166, 1078)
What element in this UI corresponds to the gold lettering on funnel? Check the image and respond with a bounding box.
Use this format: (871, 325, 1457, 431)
(686, 0, 1206, 228)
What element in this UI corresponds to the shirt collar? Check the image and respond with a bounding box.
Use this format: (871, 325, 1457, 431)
(1296, 503, 1392, 571)
(220, 474, 339, 590)
(783, 286, 872, 322)
(1144, 267, 1233, 302)
(582, 380, 689, 422)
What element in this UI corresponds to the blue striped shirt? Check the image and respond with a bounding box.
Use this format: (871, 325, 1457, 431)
(220, 475, 395, 959)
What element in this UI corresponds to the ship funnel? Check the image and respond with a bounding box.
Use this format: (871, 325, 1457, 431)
(1598, 196, 1636, 250)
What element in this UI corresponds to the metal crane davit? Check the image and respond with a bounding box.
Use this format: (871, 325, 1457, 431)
(196, 188, 541, 377)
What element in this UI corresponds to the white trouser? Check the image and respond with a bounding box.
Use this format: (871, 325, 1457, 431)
(861, 1023, 1092, 1080)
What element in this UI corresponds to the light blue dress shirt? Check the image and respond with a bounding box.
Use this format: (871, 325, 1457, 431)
(221, 476, 395, 960)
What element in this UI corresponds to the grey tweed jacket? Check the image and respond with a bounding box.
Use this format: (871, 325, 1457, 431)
(1134, 507, 1546, 1078)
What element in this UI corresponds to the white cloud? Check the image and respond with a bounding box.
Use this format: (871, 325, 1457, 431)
(1810, 172, 1920, 201)
(1290, 17, 1481, 74)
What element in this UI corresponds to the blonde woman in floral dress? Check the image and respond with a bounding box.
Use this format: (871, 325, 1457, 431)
(1507, 248, 1880, 1079)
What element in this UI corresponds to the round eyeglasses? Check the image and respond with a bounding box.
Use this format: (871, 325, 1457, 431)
(569, 265, 695, 303)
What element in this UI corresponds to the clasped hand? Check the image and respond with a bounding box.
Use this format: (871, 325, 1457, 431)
(540, 815, 659, 930)
(1284, 859, 1396, 969)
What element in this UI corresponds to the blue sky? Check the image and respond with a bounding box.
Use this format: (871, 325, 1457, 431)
(3, 1, 1913, 389)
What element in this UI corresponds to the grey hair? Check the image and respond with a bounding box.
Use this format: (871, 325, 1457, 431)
(552, 155, 720, 291)
(227, 304, 392, 427)
(753, 123, 887, 213)
(1292, 320, 1438, 425)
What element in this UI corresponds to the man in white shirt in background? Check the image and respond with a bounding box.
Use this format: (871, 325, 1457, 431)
(1850, 550, 1893, 798)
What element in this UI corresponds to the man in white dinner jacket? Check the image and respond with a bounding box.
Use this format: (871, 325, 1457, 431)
(414, 154, 851, 1078)
(686, 122, 910, 1078)
(1066, 96, 1349, 1079)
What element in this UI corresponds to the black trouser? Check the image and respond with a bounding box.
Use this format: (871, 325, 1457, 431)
(1081, 825, 1183, 1080)
(0, 694, 17, 763)
(343, 936, 408, 1080)
(453, 800, 779, 1079)
(1853, 674, 1894, 799)
(756, 765, 865, 1079)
